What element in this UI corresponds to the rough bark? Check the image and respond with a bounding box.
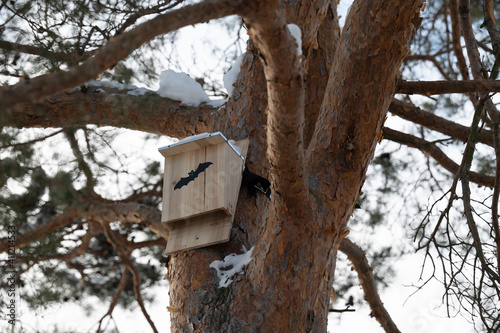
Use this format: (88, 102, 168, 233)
(397, 79, 500, 95)
(0, 86, 219, 136)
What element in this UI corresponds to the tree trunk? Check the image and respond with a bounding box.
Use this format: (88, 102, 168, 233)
(168, 1, 424, 332)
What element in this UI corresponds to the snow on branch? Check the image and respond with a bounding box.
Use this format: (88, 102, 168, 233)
(157, 70, 211, 106)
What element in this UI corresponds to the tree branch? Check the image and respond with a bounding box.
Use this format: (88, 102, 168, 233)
(450, 0, 470, 80)
(0, 40, 85, 63)
(397, 79, 500, 95)
(458, 0, 500, 283)
(389, 99, 494, 146)
(339, 238, 401, 333)
(0, 0, 250, 107)
(404, 54, 452, 80)
(114, 0, 184, 36)
(1, 85, 219, 136)
(102, 223, 159, 333)
(64, 128, 96, 191)
(382, 127, 496, 187)
(85, 200, 167, 239)
(306, 0, 424, 225)
(302, 3, 340, 147)
(0, 207, 78, 253)
(244, 0, 310, 215)
(44, 222, 102, 262)
(457, 94, 500, 283)
(0, 200, 167, 255)
(481, 0, 500, 79)
(97, 267, 129, 333)
(481, 0, 500, 276)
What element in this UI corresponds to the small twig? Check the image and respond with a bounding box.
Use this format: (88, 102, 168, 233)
(328, 308, 356, 313)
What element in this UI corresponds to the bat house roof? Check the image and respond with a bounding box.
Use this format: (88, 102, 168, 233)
(158, 132, 244, 159)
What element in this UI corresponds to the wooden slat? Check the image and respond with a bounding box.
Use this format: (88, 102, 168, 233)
(165, 211, 232, 254)
(161, 148, 206, 227)
(227, 139, 248, 215)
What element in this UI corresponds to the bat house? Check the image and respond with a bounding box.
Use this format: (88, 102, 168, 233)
(159, 132, 248, 254)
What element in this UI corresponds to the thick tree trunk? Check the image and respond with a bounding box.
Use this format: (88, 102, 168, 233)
(167, 1, 424, 332)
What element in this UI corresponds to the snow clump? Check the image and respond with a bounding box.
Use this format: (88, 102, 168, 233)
(286, 23, 302, 56)
(157, 69, 210, 106)
(223, 54, 244, 97)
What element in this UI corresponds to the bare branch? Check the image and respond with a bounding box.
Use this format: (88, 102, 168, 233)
(481, 0, 500, 276)
(102, 224, 159, 333)
(46, 221, 102, 262)
(481, 0, 500, 79)
(0, 207, 77, 253)
(64, 128, 96, 191)
(244, 0, 310, 214)
(389, 99, 495, 146)
(114, 0, 184, 36)
(450, 0, 470, 80)
(458, 1, 500, 284)
(458, 95, 500, 283)
(85, 200, 167, 239)
(404, 54, 452, 80)
(339, 238, 401, 333)
(127, 259, 159, 333)
(382, 127, 496, 187)
(1, 85, 219, 136)
(0, 40, 85, 63)
(328, 308, 356, 313)
(397, 79, 500, 95)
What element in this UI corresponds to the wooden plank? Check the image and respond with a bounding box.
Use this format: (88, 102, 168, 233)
(164, 210, 233, 254)
(204, 142, 229, 214)
(162, 148, 207, 226)
(228, 139, 249, 215)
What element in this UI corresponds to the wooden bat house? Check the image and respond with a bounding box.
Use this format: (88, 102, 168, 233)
(159, 132, 248, 254)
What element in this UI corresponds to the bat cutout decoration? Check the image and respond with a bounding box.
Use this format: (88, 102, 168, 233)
(174, 162, 213, 190)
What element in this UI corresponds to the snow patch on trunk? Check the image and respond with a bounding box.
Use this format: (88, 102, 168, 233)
(287, 23, 302, 56)
(210, 246, 255, 288)
(223, 54, 244, 97)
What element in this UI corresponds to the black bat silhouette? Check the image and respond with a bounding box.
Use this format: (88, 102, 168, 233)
(174, 162, 213, 190)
